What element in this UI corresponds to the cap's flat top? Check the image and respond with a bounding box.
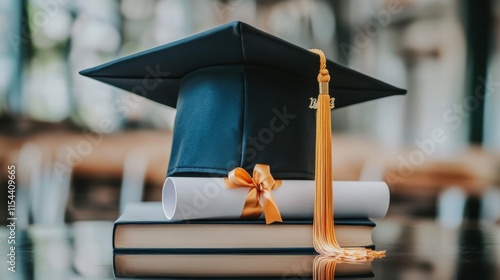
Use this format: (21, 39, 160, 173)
(80, 21, 406, 108)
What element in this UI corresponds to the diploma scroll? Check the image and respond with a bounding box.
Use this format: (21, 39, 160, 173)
(162, 178, 389, 221)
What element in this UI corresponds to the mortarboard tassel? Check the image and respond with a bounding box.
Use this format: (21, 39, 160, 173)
(313, 255, 338, 280)
(310, 49, 385, 261)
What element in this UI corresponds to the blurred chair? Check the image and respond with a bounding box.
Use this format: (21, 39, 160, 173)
(437, 187, 467, 228)
(363, 146, 500, 225)
(16, 142, 74, 226)
(16, 143, 43, 229)
(17, 142, 75, 279)
(119, 149, 148, 213)
(72, 221, 114, 278)
(480, 187, 500, 224)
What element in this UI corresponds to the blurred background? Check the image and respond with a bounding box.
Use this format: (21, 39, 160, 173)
(0, 0, 500, 278)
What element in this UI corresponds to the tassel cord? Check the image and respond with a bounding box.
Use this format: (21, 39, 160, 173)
(309, 49, 385, 260)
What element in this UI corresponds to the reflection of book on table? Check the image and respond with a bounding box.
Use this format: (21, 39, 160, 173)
(113, 203, 376, 251)
(113, 253, 373, 278)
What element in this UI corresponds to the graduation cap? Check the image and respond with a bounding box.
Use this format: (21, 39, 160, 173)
(80, 21, 406, 180)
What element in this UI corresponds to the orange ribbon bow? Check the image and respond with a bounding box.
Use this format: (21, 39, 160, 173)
(224, 164, 283, 224)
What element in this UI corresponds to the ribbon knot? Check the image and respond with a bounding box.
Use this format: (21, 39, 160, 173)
(224, 164, 283, 224)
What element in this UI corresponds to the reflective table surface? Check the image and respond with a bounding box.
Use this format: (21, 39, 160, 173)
(1, 218, 499, 279)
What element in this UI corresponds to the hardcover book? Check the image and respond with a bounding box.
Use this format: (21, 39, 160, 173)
(113, 253, 374, 279)
(113, 202, 376, 252)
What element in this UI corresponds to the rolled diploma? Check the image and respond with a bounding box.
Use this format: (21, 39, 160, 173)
(162, 177, 389, 221)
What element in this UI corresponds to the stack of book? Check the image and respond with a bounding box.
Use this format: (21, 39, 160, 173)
(113, 185, 388, 279)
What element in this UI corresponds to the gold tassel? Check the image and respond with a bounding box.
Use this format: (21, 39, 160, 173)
(313, 255, 338, 280)
(310, 49, 385, 261)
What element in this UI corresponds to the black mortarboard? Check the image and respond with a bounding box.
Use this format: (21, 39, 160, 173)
(80, 21, 406, 180)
